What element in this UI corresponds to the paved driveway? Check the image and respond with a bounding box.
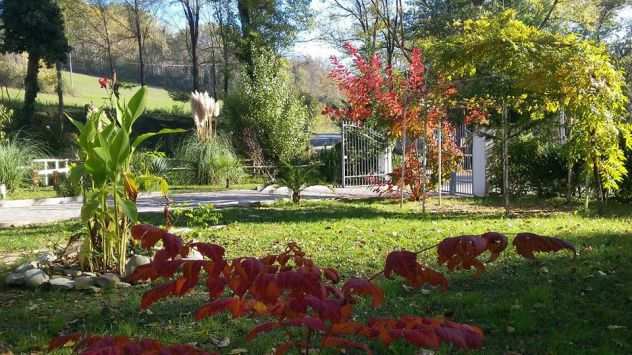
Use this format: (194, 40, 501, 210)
(0, 187, 377, 228)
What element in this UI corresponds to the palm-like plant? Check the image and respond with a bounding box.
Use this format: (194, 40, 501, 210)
(275, 162, 320, 203)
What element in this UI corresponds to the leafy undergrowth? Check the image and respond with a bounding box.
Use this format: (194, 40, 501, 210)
(1, 198, 632, 354)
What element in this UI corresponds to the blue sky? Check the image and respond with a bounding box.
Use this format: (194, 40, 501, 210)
(289, 2, 632, 60)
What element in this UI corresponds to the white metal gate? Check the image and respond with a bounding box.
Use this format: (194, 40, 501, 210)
(441, 124, 473, 195)
(341, 121, 391, 187)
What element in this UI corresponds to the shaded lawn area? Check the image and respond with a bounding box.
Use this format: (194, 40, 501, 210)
(1, 198, 631, 354)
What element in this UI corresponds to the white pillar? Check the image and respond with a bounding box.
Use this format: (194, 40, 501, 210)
(472, 132, 487, 197)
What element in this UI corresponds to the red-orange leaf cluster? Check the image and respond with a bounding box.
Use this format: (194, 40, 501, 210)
(49, 334, 216, 355)
(126, 224, 484, 353)
(384, 250, 448, 290)
(437, 232, 508, 276)
(513, 232, 577, 259)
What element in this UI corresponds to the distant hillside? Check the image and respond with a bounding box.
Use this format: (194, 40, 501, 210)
(6, 72, 188, 112)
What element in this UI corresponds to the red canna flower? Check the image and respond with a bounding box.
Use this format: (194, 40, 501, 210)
(98, 77, 109, 89)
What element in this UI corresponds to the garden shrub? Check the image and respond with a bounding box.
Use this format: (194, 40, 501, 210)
(224, 48, 312, 163)
(172, 203, 221, 227)
(488, 134, 569, 197)
(175, 135, 244, 186)
(316, 143, 341, 184)
(0, 137, 44, 191)
(52, 170, 81, 197)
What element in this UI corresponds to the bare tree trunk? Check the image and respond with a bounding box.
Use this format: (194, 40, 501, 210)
(100, 7, 116, 78)
(133, 0, 145, 86)
(56, 61, 64, 133)
(502, 104, 510, 215)
(24, 53, 41, 125)
(566, 116, 573, 203)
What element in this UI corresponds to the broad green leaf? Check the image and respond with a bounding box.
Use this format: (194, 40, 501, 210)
(110, 129, 130, 168)
(65, 113, 85, 133)
(125, 87, 148, 131)
(121, 199, 139, 222)
(132, 128, 186, 149)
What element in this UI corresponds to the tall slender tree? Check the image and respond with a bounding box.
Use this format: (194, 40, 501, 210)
(176, 0, 203, 91)
(0, 0, 70, 124)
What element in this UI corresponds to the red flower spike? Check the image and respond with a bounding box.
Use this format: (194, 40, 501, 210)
(98, 77, 109, 89)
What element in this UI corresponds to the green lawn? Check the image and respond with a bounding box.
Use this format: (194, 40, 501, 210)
(6, 71, 188, 112)
(1, 198, 631, 354)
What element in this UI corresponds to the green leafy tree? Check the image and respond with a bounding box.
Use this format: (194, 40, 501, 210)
(225, 48, 312, 163)
(0, 0, 70, 124)
(428, 10, 630, 211)
(235, 0, 312, 73)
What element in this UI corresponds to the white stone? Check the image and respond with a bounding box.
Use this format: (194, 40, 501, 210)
(125, 255, 151, 276)
(37, 252, 58, 264)
(183, 249, 203, 261)
(95, 273, 120, 288)
(49, 277, 75, 289)
(14, 261, 38, 274)
(74, 276, 95, 290)
(24, 269, 49, 288)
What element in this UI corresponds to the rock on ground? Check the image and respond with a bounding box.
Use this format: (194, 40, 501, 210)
(125, 255, 151, 276)
(49, 277, 75, 289)
(24, 269, 49, 288)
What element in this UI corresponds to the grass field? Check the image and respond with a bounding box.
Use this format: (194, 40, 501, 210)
(1, 197, 631, 354)
(6, 71, 188, 112)
(4, 71, 340, 133)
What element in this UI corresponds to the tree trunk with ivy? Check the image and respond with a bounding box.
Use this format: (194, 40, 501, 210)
(24, 53, 41, 125)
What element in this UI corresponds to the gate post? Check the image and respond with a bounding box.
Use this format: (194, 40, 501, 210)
(472, 131, 487, 197)
(449, 172, 457, 195)
(341, 122, 346, 187)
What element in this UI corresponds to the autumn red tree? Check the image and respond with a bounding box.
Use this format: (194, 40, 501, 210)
(326, 44, 469, 206)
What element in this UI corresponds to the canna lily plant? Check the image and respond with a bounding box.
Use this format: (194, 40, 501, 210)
(191, 91, 222, 142)
(68, 87, 183, 275)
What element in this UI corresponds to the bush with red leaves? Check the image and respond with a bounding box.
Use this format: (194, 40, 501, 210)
(50, 225, 575, 354)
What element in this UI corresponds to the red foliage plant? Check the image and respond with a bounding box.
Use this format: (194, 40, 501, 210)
(50, 224, 578, 354)
(325, 44, 484, 201)
(50, 224, 485, 354)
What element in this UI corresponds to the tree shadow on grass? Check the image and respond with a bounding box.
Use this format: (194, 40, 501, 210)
(141, 201, 581, 228)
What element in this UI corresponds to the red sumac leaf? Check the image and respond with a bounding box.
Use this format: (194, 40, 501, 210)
(192, 243, 225, 262)
(342, 278, 384, 307)
(513, 232, 576, 259)
(323, 267, 340, 283)
(245, 322, 281, 341)
(330, 321, 365, 335)
(436, 321, 485, 349)
(48, 333, 81, 350)
(141, 282, 177, 309)
(131, 224, 164, 249)
(321, 336, 373, 354)
(195, 297, 240, 320)
(384, 250, 417, 279)
(128, 264, 158, 282)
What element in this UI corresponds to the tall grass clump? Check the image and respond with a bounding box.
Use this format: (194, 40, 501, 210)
(0, 137, 44, 191)
(175, 135, 244, 186)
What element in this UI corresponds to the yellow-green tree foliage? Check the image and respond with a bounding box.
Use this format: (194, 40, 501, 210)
(428, 10, 631, 191)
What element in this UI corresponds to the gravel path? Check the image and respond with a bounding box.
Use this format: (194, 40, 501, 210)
(0, 187, 377, 228)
